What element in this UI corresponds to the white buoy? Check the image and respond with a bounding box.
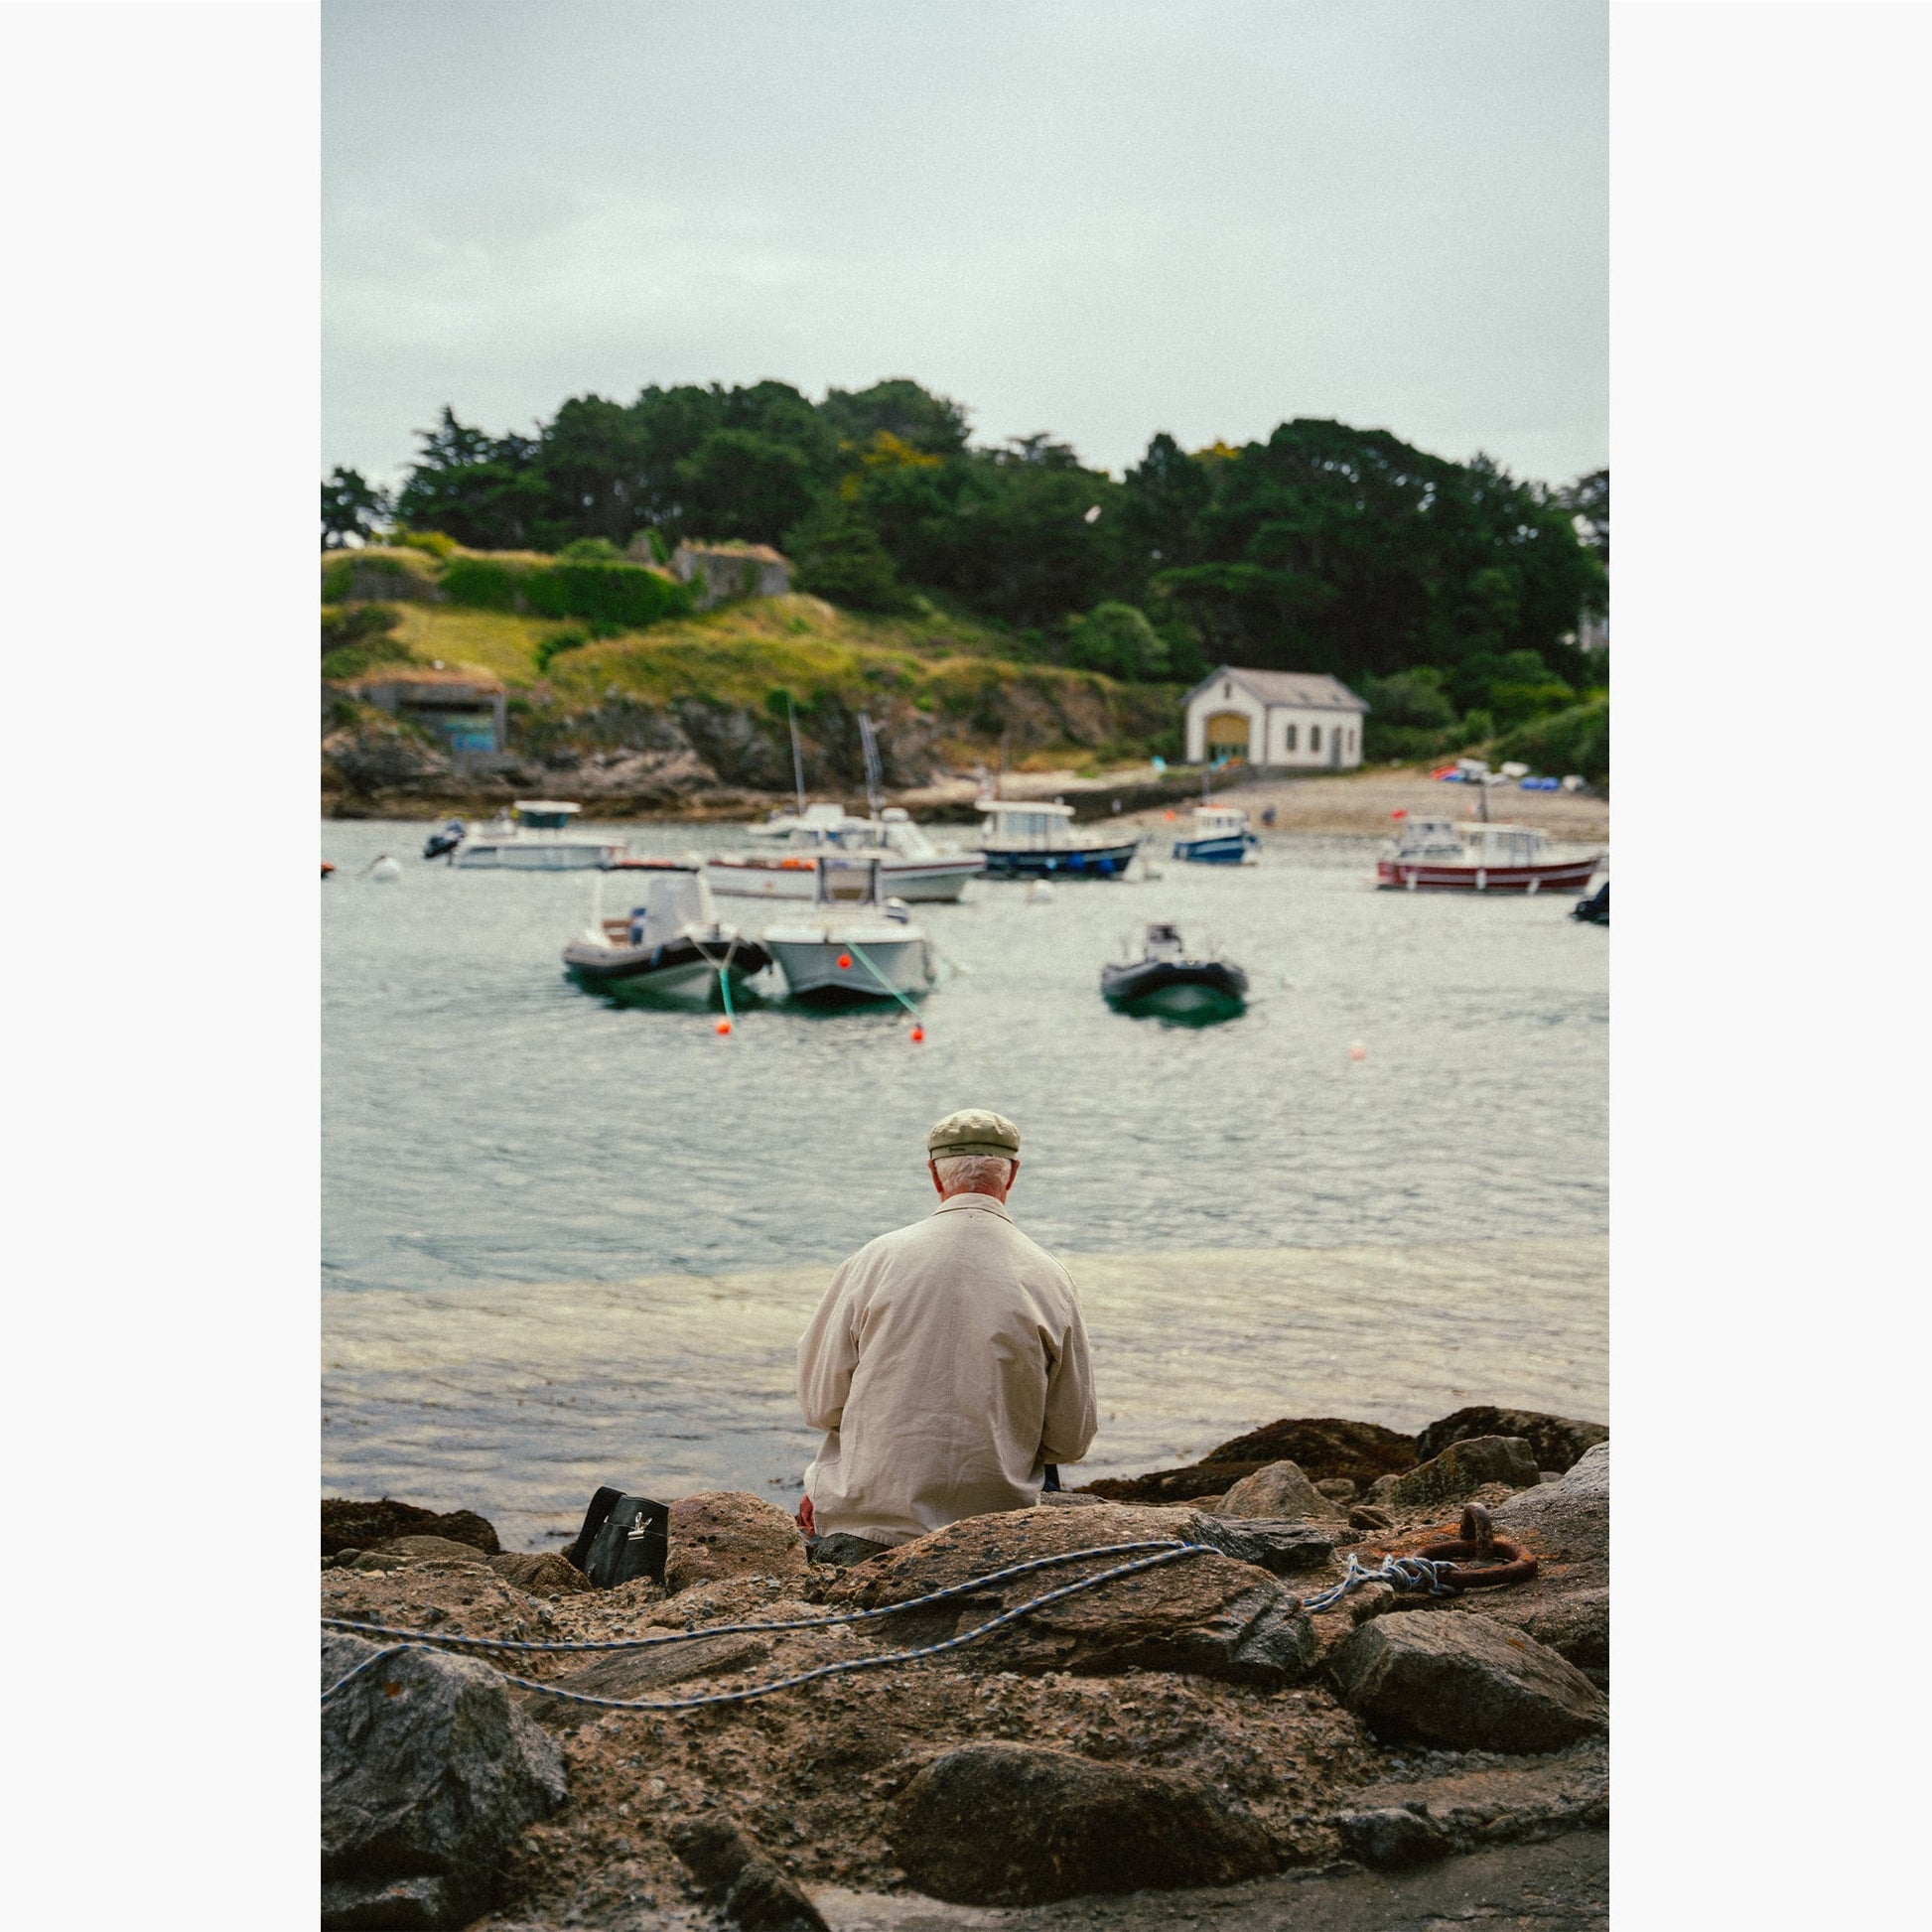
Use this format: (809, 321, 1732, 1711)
(369, 855, 402, 884)
(1348, 1040, 1368, 1061)
(1025, 880, 1056, 904)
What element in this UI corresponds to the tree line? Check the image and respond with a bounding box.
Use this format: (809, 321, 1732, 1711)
(323, 376, 1606, 727)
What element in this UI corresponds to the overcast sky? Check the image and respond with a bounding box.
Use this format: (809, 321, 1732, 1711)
(324, 0, 1604, 491)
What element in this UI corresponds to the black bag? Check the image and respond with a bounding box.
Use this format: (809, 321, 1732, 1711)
(566, 1486, 668, 1588)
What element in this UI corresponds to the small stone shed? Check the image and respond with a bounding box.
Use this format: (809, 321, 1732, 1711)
(1182, 666, 1369, 769)
(345, 668, 507, 757)
(665, 540, 791, 609)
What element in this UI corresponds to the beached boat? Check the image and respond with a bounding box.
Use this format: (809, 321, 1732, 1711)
(1572, 881, 1609, 926)
(707, 803, 984, 903)
(1101, 922, 1248, 1020)
(562, 870, 770, 1005)
(1172, 803, 1260, 866)
(972, 800, 1142, 880)
(762, 857, 935, 1005)
(450, 801, 626, 871)
(1376, 814, 1602, 894)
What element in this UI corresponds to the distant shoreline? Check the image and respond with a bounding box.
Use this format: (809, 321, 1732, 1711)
(323, 762, 1609, 843)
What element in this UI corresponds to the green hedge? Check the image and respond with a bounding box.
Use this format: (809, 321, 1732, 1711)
(1494, 700, 1609, 788)
(440, 554, 695, 628)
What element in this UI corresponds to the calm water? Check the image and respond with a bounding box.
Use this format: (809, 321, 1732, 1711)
(323, 818, 1607, 1547)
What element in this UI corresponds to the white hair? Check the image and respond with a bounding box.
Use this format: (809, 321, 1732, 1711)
(931, 1154, 1015, 1194)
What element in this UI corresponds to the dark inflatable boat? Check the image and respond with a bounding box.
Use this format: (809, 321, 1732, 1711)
(1101, 922, 1248, 1021)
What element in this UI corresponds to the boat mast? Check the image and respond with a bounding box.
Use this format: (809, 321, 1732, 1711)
(786, 696, 807, 817)
(858, 711, 886, 819)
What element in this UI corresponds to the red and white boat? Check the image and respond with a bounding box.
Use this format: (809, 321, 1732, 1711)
(1376, 813, 1602, 894)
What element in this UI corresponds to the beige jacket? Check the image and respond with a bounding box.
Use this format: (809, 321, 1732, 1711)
(797, 1193, 1097, 1546)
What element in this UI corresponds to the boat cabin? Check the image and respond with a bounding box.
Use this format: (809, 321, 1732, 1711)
(1461, 824, 1549, 866)
(1387, 815, 1466, 860)
(749, 803, 942, 861)
(515, 800, 583, 832)
(1144, 921, 1185, 959)
(621, 871, 714, 947)
(977, 801, 1077, 849)
(1189, 806, 1250, 837)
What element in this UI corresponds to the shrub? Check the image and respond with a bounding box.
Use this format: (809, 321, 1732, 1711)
(786, 504, 908, 612)
(557, 536, 624, 562)
(439, 554, 522, 611)
(1459, 708, 1496, 747)
(1495, 700, 1609, 788)
(1360, 667, 1457, 760)
(535, 626, 591, 675)
(526, 561, 694, 627)
(320, 547, 441, 604)
(389, 525, 460, 558)
(320, 604, 416, 680)
(1066, 603, 1169, 680)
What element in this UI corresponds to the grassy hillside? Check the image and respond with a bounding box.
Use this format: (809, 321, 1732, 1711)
(334, 579, 1180, 771)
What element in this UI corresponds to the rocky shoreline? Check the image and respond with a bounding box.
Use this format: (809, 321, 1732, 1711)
(322, 1407, 1609, 1932)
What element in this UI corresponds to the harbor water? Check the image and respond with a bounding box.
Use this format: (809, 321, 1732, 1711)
(323, 817, 1607, 1549)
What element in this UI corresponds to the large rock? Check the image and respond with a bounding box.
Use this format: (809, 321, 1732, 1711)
(377, 1536, 495, 1565)
(321, 1876, 457, 1930)
(667, 1815, 829, 1932)
(1416, 1407, 1607, 1475)
(832, 1502, 1316, 1686)
(667, 1490, 809, 1593)
(1212, 1459, 1348, 1523)
(523, 1630, 773, 1728)
(1184, 1514, 1337, 1576)
(1331, 1737, 1609, 1856)
(322, 1632, 567, 1928)
(323, 1498, 500, 1560)
(888, 1743, 1276, 1904)
(1080, 1417, 1417, 1505)
(1483, 1443, 1610, 1682)
(1327, 1610, 1607, 1752)
(486, 1551, 594, 1594)
(1390, 1437, 1540, 1509)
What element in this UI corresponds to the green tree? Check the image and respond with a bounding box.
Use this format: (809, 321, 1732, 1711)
(1065, 603, 1170, 680)
(820, 377, 971, 457)
(785, 503, 907, 612)
(321, 466, 390, 548)
(392, 407, 547, 548)
(675, 430, 820, 547)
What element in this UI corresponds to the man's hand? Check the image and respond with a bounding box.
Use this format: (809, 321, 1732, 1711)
(796, 1494, 815, 1536)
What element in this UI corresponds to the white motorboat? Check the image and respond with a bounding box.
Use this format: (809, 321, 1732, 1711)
(706, 803, 985, 903)
(561, 870, 771, 1006)
(762, 856, 935, 1005)
(450, 801, 626, 871)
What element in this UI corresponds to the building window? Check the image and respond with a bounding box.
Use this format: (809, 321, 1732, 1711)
(1347, 728, 1356, 757)
(1284, 724, 1297, 753)
(1221, 681, 1231, 699)
(1311, 725, 1321, 754)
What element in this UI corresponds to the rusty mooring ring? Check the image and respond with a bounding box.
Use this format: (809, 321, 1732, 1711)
(1413, 1502, 1538, 1591)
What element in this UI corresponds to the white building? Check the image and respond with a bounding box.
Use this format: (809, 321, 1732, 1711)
(1181, 666, 1369, 769)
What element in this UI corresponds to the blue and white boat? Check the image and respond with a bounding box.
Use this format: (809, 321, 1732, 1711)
(1172, 804, 1260, 865)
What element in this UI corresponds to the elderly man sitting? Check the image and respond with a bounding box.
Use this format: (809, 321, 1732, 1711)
(795, 1109, 1097, 1559)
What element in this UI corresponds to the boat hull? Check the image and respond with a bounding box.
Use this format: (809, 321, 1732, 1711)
(456, 840, 625, 871)
(1101, 959, 1249, 1021)
(1172, 833, 1259, 865)
(764, 933, 933, 1004)
(977, 836, 1143, 880)
(562, 934, 770, 1005)
(707, 855, 983, 902)
(1375, 855, 1602, 894)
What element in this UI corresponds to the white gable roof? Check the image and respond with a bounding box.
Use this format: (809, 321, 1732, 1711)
(1186, 665, 1368, 714)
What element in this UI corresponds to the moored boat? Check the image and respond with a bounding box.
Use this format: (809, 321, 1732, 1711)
(1172, 803, 1260, 865)
(1572, 881, 1609, 925)
(423, 817, 466, 861)
(761, 857, 935, 1005)
(562, 870, 770, 1005)
(1101, 922, 1248, 1020)
(973, 800, 1142, 880)
(1376, 814, 1602, 894)
(707, 803, 985, 902)
(451, 801, 626, 871)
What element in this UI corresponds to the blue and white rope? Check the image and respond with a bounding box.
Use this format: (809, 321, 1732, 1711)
(322, 1539, 1204, 1657)
(1300, 1552, 1460, 1614)
(323, 1542, 1211, 1715)
(321, 1538, 1463, 1717)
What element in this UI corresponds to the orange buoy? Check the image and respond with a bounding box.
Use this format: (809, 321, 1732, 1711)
(715, 1018, 733, 1035)
(1348, 1040, 1368, 1061)
(837, 952, 853, 969)
(909, 1025, 924, 1042)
